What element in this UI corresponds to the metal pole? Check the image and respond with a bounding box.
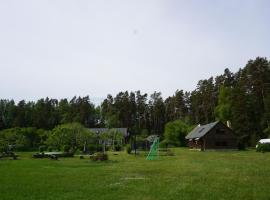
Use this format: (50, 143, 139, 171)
(134, 133, 137, 156)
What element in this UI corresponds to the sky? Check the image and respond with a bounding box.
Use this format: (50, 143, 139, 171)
(0, 0, 270, 105)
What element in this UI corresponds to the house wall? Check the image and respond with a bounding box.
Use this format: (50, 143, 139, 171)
(188, 139, 203, 150)
(203, 122, 238, 150)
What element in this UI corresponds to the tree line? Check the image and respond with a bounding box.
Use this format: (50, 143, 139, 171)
(0, 96, 98, 130)
(1, 57, 270, 147)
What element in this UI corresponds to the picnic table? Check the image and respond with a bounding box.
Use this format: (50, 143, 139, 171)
(0, 151, 19, 160)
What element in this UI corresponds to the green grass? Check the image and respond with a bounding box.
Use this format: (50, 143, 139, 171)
(1, 148, 270, 200)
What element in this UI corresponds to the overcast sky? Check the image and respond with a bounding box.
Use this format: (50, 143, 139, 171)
(0, 0, 270, 105)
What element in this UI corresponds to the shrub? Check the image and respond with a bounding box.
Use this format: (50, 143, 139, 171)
(87, 144, 96, 153)
(164, 120, 191, 147)
(159, 140, 169, 148)
(256, 143, 270, 152)
(47, 146, 53, 152)
(126, 144, 132, 154)
(62, 145, 71, 152)
(15, 143, 29, 151)
(46, 123, 96, 153)
(96, 144, 109, 152)
(58, 152, 74, 157)
(238, 141, 246, 150)
(114, 145, 122, 151)
(96, 144, 103, 152)
(39, 145, 46, 152)
(90, 152, 108, 161)
(0, 141, 8, 153)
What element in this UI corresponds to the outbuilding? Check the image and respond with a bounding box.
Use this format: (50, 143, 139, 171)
(185, 121, 238, 151)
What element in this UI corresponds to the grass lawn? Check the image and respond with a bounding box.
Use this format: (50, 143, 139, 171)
(0, 148, 270, 200)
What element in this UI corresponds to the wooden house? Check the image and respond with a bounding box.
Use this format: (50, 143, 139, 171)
(185, 121, 238, 151)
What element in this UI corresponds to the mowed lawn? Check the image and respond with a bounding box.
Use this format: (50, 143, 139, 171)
(0, 149, 270, 200)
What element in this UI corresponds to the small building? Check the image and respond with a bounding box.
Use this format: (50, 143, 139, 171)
(89, 128, 129, 137)
(185, 121, 238, 151)
(89, 128, 129, 145)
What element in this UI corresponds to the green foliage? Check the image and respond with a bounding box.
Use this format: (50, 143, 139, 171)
(47, 146, 53, 152)
(39, 145, 46, 152)
(0, 96, 97, 130)
(46, 123, 96, 151)
(0, 139, 8, 152)
(62, 145, 71, 153)
(95, 144, 103, 152)
(190, 77, 216, 124)
(264, 127, 270, 137)
(87, 144, 97, 153)
(256, 143, 270, 152)
(109, 129, 124, 151)
(140, 129, 149, 137)
(114, 145, 121, 151)
(126, 144, 132, 154)
(0, 57, 270, 148)
(238, 141, 246, 151)
(159, 140, 168, 148)
(105, 114, 120, 128)
(0, 127, 48, 151)
(164, 120, 190, 146)
(215, 86, 232, 122)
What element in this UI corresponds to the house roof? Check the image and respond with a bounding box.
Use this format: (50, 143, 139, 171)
(185, 121, 220, 139)
(89, 128, 129, 137)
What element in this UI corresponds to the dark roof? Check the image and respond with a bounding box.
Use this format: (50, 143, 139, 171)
(185, 121, 220, 139)
(89, 128, 129, 137)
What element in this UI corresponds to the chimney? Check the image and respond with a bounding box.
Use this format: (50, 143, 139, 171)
(226, 120, 231, 128)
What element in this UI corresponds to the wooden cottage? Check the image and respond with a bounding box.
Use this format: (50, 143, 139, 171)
(185, 121, 238, 151)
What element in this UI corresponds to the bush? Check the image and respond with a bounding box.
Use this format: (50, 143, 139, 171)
(58, 152, 74, 157)
(95, 144, 109, 152)
(62, 145, 71, 153)
(164, 120, 191, 147)
(256, 143, 270, 152)
(15, 143, 29, 151)
(39, 145, 46, 152)
(87, 144, 97, 153)
(126, 144, 132, 154)
(96, 144, 103, 152)
(0, 141, 8, 153)
(114, 145, 122, 151)
(159, 140, 169, 148)
(47, 146, 53, 152)
(90, 152, 108, 161)
(238, 141, 246, 150)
